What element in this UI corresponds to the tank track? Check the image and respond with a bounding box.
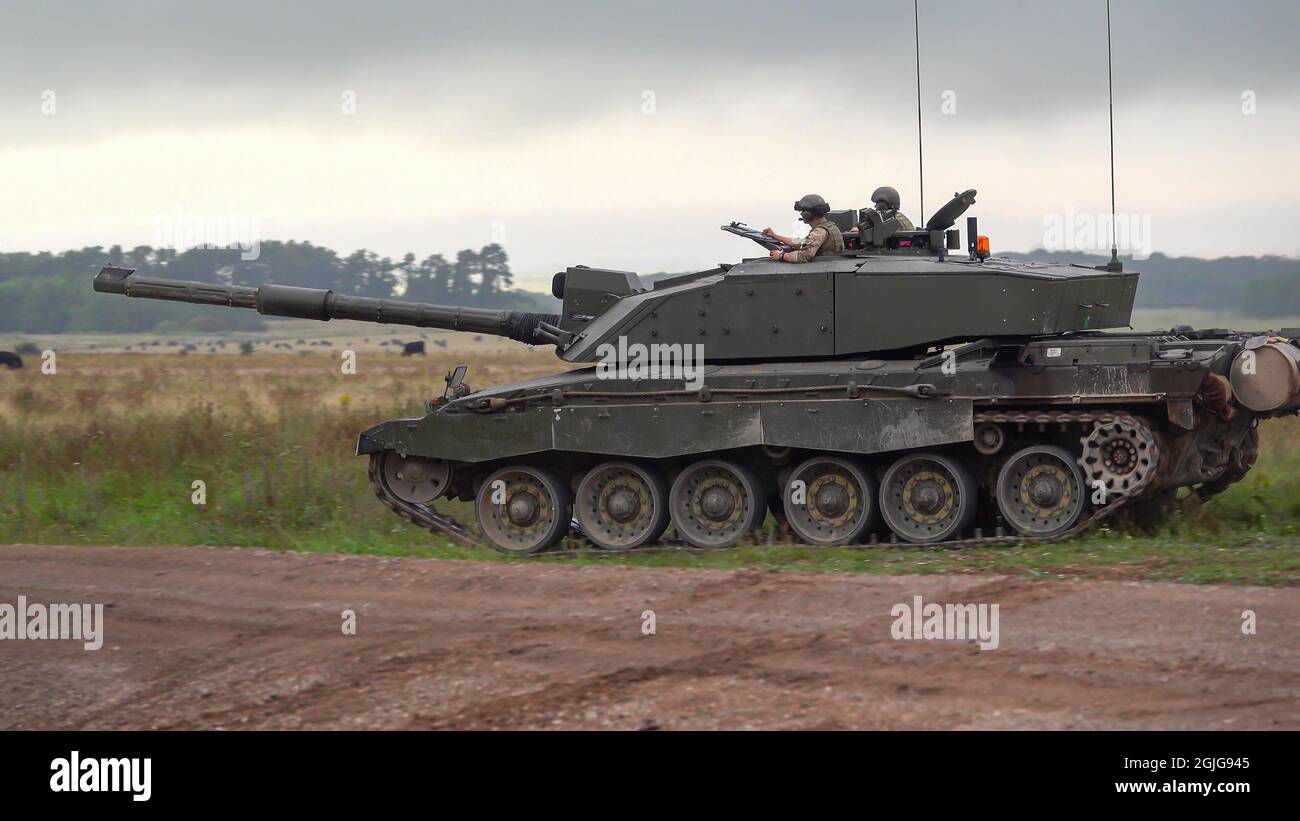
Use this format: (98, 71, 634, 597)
(368, 409, 1156, 556)
(367, 454, 476, 546)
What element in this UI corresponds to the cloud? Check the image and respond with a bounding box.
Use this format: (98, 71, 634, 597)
(4, 0, 1298, 141)
(2, 0, 1298, 274)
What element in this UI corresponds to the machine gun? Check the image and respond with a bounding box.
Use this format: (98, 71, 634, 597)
(721, 222, 786, 252)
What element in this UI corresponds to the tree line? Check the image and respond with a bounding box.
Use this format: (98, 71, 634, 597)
(1006, 250, 1300, 317)
(3, 243, 1297, 336)
(0, 241, 551, 334)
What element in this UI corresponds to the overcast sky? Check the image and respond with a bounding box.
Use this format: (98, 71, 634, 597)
(3, 0, 1298, 288)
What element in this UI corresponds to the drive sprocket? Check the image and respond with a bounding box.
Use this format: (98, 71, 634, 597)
(1077, 416, 1160, 502)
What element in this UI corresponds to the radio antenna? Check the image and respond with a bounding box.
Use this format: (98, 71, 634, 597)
(913, 0, 925, 225)
(1104, 0, 1121, 271)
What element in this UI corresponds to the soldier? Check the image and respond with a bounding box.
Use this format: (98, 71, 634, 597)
(868, 186, 915, 230)
(761, 194, 845, 263)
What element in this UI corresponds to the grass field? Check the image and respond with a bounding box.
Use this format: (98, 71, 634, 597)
(2, 329, 1298, 585)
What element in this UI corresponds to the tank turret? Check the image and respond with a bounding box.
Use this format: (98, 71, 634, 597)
(550, 189, 1137, 362)
(96, 189, 1138, 365)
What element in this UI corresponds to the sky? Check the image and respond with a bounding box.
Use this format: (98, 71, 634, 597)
(3, 0, 1298, 289)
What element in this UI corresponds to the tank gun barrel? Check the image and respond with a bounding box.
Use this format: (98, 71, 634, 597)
(92, 266, 563, 346)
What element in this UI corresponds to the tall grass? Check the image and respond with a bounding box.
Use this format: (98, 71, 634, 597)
(1190, 415, 1300, 528)
(0, 349, 553, 553)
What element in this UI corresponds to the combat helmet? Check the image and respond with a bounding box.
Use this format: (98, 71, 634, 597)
(793, 194, 830, 216)
(870, 186, 901, 210)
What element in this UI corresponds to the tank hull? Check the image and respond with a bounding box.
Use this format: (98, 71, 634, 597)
(362, 329, 1296, 552)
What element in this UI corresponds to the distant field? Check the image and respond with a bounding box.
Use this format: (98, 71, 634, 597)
(0, 317, 507, 355)
(6, 307, 1298, 357)
(1129, 308, 1300, 334)
(1, 344, 1297, 585)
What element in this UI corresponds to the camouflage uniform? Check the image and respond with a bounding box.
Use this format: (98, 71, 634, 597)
(785, 216, 845, 263)
(868, 186, 915, 231)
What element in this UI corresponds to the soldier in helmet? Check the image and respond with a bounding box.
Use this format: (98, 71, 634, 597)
(761, 194, 846, 263)
(867, 186, 915, 230)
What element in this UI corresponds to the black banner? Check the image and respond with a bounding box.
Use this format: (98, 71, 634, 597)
(2, 730, 1286, 808)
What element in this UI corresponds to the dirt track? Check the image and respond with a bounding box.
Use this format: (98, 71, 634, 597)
(1, 544, 1296, 730)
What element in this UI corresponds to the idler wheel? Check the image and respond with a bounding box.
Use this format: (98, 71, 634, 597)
(669, 459, 764, 549)
(879, 453, 977, 543)
(381, 452, 453, 504)
(575, 462, 670, 550)
(475, 465, 571, 554)
(996, 445, 1086, 537)
(782, 456, 878, 546)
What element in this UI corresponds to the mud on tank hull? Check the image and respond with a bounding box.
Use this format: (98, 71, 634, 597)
(361, 330, 1300, 554)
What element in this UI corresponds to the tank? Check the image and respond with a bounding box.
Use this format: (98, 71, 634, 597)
(92, 190, 1300, 554)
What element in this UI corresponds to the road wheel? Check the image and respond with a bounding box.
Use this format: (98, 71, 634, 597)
(879, 452, 977, 543)
(575, 462, 670, 550)
(669, 459, 763, 549)
(475, 465, 571, 554)
(782, 456, 877, 546)
(995, 445, 1086, 537)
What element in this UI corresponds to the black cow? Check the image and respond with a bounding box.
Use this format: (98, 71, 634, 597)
(401, 341, 426, 357)
(0, 351, 22, 369)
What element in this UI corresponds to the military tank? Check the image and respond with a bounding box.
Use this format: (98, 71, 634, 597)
(93, 190, 1300, 554)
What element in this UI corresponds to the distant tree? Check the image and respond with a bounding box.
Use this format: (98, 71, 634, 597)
(429, 254, 453, 301)
(1242, 271, 1300, 317)
(0, 239, 548, 334)
(477, 243, 513, 300)
(451, 249, 478, 301)
(407, 253, 452, 302)
(397, 252, 418, 296)
(341, 249, 398, 298)
(1006, 250, 1300, 311)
